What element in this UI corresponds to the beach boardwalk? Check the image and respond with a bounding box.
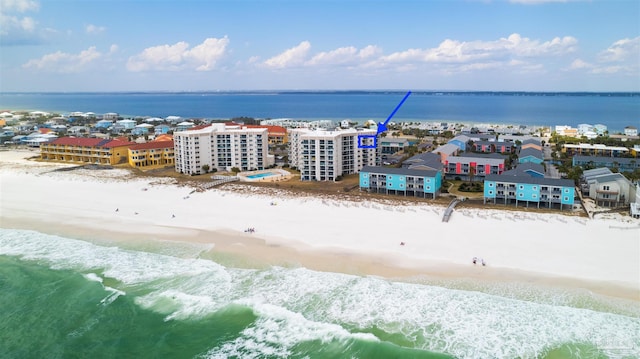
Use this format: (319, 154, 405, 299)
(442, 198, 461, 222)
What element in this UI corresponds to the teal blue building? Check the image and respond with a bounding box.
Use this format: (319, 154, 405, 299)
(360, 166, 442, 198)
(484, 174, 575, 210)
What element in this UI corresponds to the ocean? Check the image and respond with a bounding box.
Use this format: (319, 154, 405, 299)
(0, 92, 638, 133)
(1, 228, 639, 359)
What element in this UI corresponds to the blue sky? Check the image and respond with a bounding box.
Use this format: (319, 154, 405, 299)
(1, 0, 638, 92)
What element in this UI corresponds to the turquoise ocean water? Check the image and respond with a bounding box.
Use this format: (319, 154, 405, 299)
(1, 228, 638, 359)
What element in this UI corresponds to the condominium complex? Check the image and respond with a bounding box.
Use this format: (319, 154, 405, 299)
(360, 166, 442, 199)
(40, 137, 134, 165)
(288, 128, 378, 181)
(128, 141, 175, 170)
(174, 123, 274, 175)
(484, 174, 575, 210)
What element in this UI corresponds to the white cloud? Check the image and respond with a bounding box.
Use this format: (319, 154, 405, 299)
(306, 45, 381, 66)
(126, 36, 229, 72)
(0, 0, 44, 45)
(0, 0, 39, 12)
(186, 37, 229, 71)
(566, 37, 639, 76)
(567, 58, 592, 70)
(377, 33, 574, 67)
(86, 24, 106, 34)
(598, 36, 640, 63)
(22, 46, 102, 72)
(263, 41, 311, 69)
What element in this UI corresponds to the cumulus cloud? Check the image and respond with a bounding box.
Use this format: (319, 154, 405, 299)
(263, 41, 311, 69)
(22, 46, 103, 72)
(0, 0, 41, 45)
(568, 59, 592, 70)
(1, 0, 39, 12)
(307, 45, 382, 66)
(126, 36, 229, 72)
(86, 24, 106, 34)
(257, 34, 576, 76)
(598, 36, 640, 63)
(380, 33, 576, 65)
(566, 37, 639, 75)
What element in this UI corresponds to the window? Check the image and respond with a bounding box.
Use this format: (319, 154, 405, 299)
(603, 185, 610, 191)
(519, 193, 523, 197)
(488, 190, 493, 195)
(533, 186, 537, 190)
(519, 185, 524, 190)
(532, 194, 537, 198)
(564, 197, 569, 201)
(488, 182, 494, 187)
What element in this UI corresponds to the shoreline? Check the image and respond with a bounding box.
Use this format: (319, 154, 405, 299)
(1, 150, 639, 303)
(2, 211, 639, 303)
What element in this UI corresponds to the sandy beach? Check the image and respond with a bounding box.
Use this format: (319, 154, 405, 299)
(1, 149, 639, 301)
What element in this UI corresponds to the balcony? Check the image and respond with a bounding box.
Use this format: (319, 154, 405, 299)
(596, 189, 619, 195)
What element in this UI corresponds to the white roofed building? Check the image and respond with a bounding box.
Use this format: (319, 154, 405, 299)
(288, 127, 378, 181)
(174, 123, 273, 174)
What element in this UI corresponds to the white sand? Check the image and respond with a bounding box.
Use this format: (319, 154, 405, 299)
(1, 149, 639, 297)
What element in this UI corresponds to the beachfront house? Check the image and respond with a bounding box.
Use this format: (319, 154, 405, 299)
(484, 174, 575, 210)
(174, 123, 273, 174)
(624, 126, 638, 137)
(128, 141, 175, 170)
(116, 119, 136, 130)
(288, 127, 378, 181)
(520, 138, 543, 151)
(380, 137, 410, 154)
(582, 168, 636, 208)
(518, 148, 544, 165)
(359, 166, 442, 199)
(154, 124, 171, 135)
(40, 137, 134, 165)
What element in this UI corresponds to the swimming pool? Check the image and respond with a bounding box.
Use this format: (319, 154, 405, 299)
(246, 172, 278, 179)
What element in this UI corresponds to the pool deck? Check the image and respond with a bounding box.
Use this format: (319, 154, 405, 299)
(238, 169, 292, 182)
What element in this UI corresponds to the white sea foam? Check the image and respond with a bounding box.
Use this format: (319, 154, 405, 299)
(203, 301, 378, 359)
(1, 229, 639, 359)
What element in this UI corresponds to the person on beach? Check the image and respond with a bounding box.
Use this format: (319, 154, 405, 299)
(115, 208, 119, 212)
(481, 259, 486, 266)
(472, 257, 477, 265)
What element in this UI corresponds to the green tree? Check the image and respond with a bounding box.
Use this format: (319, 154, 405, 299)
(231, 167, 241, 174)
(202, 164, 210, 173)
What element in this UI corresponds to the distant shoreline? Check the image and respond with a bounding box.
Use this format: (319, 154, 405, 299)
(2, 90, 640, 96)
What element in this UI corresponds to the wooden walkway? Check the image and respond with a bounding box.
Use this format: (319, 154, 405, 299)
(442, 198, 461, 222)
(203, 175, 239, 189)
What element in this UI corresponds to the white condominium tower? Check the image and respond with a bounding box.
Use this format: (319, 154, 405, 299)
(289, 128, 379, 181)
(174, 123, 274, 174)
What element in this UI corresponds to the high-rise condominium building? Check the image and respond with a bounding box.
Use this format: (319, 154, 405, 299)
(288, 128, 379, 181)
(174, 123, 273, 174)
